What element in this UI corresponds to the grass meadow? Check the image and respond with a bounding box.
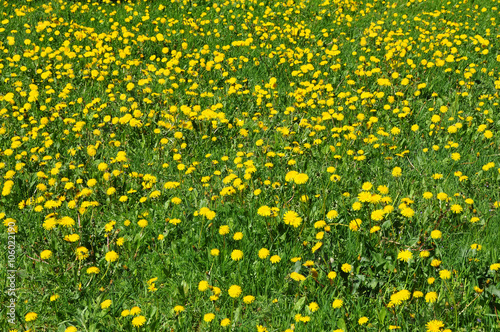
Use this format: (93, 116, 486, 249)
(1, 0, 500, 331)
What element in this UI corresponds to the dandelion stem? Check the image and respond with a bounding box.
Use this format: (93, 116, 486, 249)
(198, 217, 206, 249)
(99, 262, 111, 283)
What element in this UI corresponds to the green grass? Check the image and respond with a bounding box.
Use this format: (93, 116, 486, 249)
(0, 0, 500, 331)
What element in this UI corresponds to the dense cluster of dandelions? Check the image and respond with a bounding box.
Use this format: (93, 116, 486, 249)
(1, 0, 499, 330)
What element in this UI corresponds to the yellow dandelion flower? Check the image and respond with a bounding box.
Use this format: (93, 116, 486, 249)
(308, 302, 319, 312)
(258, 248, 270, 259)
(352, 201, 362, 211)
(332, 299, 343, 308)
(439, 270, 451, 280)
(349, 219, 362, 231)
(425, 292, 438, 303)
(105, 251, 119, 262)
(425, 320, 444, 332)
(100, 299, 112, 309)
(257, 206, 271, 217)
(436, 192, 448, 201)
(420, 251, 430, 258)
(358, 317, 369, 325)
(130, 306, 141, 315)
(256, 325, 268, 332)
(290, 272, 306, 281)
(326, 210, 338, 219)
(132, 315, 146, 327)
(231, 249, 243, 261)
(283, 211, 302, 228)
(64, 234, 80, 242)
(173, 305, 185, 313)
(450, 204, 463, 214)
(401, 207, 415, 218)
(198, 280, 210, 292)
(169, 218, 182, 225)
(431, 259, 442, 267)
(423, 192, 433, 199)
(293, 173, 309, 184)
(371, 209, 384, 221)
(86, 266, 100, 274)
(40, 250, 52, 260)
(58, 216, 75, 227)
(397, 250, 413, 262)
(204, 313, 215, 322)
(341, 263, 352, 273)
(75, 247, 89, 260)
(243, 295, 255, 304)
(392, 167, 402, 177)
(490, 263, 500, 271)
(431, 230, 442, 239)
(270, 255, 281, 264)
(228, 285, 242, 298)
(285, 171, 299, 182)
(389, 289, 411, 306)
(219, 225, 230, 235)
(413, 291, 424, 298)
(25, 312, 38, 322)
